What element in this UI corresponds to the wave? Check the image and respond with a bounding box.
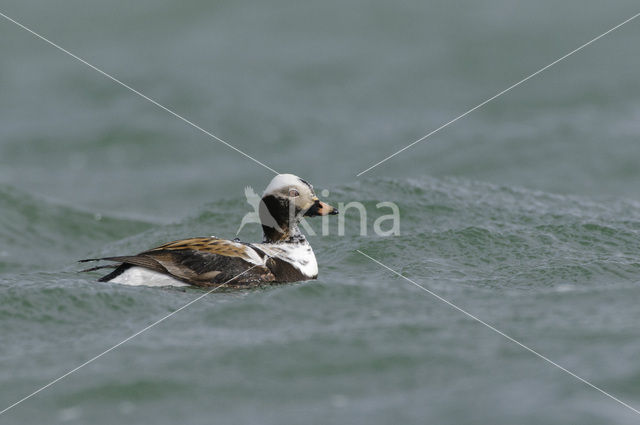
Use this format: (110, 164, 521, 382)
(0, 185, 153, 274)
(350, 176, 640, 290)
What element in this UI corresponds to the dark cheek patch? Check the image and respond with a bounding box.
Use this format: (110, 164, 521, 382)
(304, 200, 321, 217)
(260, 195, 289, 223)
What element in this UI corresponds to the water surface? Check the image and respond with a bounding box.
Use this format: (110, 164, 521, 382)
(1, 0, 640, 424)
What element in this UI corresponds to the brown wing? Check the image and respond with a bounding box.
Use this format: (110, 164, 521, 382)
(91, 237, 274, 287)
(148, 237, 252, 258)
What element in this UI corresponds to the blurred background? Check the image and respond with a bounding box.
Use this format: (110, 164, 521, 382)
(1, 1, 640, 424)
(1, 0, 639, 219)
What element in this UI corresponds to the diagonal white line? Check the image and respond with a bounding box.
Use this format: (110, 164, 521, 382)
(356, 11, 640, 176)
(0, 265, 260, 416)
(0, 11, 278, 175)
(356, 249, 640, 416)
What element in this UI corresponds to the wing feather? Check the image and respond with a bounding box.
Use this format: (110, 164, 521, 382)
(147, 237, 253, 259)
(83, 237, 273, 286)
(99, 255, 168, 273)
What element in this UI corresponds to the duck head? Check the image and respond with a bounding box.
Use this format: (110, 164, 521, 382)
(259, 174, 338, 243)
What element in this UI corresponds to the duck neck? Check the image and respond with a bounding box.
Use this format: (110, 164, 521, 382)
(259, 194, 307, 244)
(262, 221, 306, 244)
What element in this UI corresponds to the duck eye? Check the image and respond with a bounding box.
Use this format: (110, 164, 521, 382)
(288, 189, 300, 197)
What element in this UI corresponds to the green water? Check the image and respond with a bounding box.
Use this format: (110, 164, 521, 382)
(2, 0, 640, 424)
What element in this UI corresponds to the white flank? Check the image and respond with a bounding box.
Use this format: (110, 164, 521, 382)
(109, 267, 189, 287)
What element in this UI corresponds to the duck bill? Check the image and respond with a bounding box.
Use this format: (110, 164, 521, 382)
(304, 199, 339, 217)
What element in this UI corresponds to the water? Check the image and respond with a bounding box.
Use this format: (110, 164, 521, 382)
(1, 0, 640, 423)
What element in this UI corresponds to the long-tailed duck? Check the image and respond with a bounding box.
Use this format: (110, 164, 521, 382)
(80, 174, 338, 288)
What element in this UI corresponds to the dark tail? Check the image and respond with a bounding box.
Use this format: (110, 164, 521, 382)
(79, 264, 117, 273)
(78, 257, 129, 282)
(79, 254, 163, 282)
(78, 257, 118, 273)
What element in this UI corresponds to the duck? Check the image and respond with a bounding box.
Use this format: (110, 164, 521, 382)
(80, 174, 338, 288)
